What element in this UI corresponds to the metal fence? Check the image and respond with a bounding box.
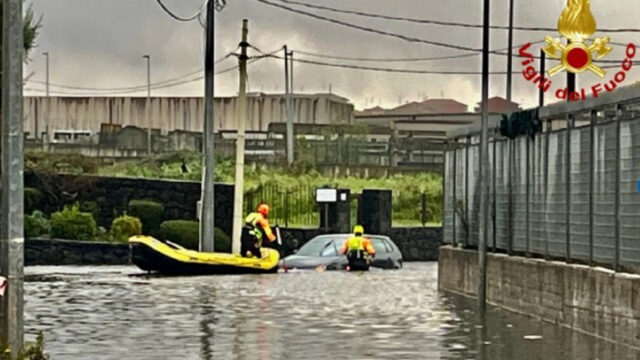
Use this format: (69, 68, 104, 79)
(444, 88, 640, 274)
(244, 184, 319, 228)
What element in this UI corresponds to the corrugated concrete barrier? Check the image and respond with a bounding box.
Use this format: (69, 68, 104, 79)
(438, 246, 640, 349)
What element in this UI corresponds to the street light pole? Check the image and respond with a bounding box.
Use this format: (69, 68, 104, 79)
(143, 55, 151, 155)
(478, 0, 491, 315)
(42, 52, 50, 140)
(1, 0, 25, 356)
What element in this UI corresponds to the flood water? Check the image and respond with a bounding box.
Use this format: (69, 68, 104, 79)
(24, 263, 639, 360)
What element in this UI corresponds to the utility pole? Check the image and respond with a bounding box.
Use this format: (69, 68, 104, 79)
(1, 0, 25, 356)
(231, 19, 249, 254)
(478, 0, 491, 315)
(142, 55, 151, 155)
(506, 0, 514, 101)
(284, 46, 294, 165)
(289, 50, 295, 162)
(200, 0, 216, 252)
(41, 52, 50, 140)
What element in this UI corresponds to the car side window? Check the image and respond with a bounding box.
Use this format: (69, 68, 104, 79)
(321, 240, 339, 257)
(382, 239, 394, 253)
(370, 238, 388, 254)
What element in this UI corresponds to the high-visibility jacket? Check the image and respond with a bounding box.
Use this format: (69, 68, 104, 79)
(340, 236, 375, 256)
(245, 212, 276, 245)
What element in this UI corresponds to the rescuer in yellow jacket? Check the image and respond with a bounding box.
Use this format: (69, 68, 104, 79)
(340, 225, 376, 271)
(242, 203, 277, 258)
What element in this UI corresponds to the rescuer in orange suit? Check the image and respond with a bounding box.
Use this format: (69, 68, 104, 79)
(340, 225, 376, 271)
(242, 203, 277, 258)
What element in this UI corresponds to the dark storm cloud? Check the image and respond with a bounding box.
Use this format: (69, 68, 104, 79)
(25, 0, 640, 109)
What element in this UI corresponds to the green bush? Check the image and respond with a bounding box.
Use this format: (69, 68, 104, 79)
(159, 220, 199, 250)
(79, 200, 100, 221)
(24, 187, 43, 214)
(50, 204, 97, 241)
(110, 215, 142, 243)
(128, 199, 165, 235)
(24, 211, 50, 238)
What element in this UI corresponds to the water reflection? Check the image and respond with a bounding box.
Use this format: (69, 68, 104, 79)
(23, 264, 639, 360)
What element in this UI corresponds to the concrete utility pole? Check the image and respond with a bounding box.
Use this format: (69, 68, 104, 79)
(200, 0, 216, 252)
(41, 52, 50, 140)
(0, 0, 25, 356)
(284, 46, 294, 165)
(288, 50, 295, 163)
(231, 19, 249, 254)
(143, 55, 151, 155)
(478, 0, 491, 315)
(506, 0, 514, 101)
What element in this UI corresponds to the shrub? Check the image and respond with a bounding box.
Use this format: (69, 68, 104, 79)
(24, 187, 43, 214)
(159, 220, 199, 250)
(110, 215, 142, 243)
(50, 204, 97, 241)
(24, 211, 50, 238)
(128, 199, 165, 235)
(79, 201, 100, 222)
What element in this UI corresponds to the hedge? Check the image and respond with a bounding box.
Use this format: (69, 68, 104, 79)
(111, 215, 142, 243)
(128, 199, 165, 235)
(50, 204, 97, 241)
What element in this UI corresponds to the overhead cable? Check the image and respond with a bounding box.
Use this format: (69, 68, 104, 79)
(276, 0, 640, 33)
(155, 0, 208, 22)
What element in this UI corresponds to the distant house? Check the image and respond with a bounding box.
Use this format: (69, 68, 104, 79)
(388, 98, 469, 115)
(474, 96, 521, 113)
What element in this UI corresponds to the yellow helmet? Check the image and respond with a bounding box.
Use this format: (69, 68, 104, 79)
(353, 225, 364, 235)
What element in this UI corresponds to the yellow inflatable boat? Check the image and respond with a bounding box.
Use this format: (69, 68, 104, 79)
(129, 236, 280, 275)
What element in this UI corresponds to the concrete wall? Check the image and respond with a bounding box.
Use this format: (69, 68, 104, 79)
(438, 246, 640, 349)
(24, 93, 354, 136)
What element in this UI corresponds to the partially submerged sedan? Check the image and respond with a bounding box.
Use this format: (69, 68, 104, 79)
(281, 234, 403, 270)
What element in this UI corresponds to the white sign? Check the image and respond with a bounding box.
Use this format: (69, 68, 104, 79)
(0, 276, 6, 297)
(316, 188, 337, 203)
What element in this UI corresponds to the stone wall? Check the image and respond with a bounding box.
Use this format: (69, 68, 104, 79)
(24, 172, 234, 236)
(438, 246, 640, 349)
(25, 238, 130, 265)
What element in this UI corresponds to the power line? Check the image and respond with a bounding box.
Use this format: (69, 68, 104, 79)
(275, 0, 640, 33)
(155, 0, 208, 22)
(267, 54, 517, 75)
(293, 41, 542, 62)
(256, 0, 489, 53)
(25, 50, 277, 96)
(27, 52, 237, 92)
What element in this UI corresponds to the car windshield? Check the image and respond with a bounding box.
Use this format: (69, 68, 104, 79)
(296, 236, 346, 257)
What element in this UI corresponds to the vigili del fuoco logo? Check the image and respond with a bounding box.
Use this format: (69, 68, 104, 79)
(519, 0, 636, 101)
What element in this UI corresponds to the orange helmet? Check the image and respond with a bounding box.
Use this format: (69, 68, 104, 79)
(257, 203, 270, 216)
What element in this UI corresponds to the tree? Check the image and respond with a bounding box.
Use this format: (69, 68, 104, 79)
(0, 1, 42, 61)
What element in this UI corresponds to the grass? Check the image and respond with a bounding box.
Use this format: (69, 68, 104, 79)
(25, 150, 443, 226)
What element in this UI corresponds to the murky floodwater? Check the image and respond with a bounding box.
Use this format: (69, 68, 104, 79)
(24, 263, 639, 360)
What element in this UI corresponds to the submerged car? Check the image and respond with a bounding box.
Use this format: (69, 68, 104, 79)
(281, 234, 403, 270)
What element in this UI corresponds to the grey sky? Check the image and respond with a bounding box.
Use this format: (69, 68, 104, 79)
(24, 0, 640, 110)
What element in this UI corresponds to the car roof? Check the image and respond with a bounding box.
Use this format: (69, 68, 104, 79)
(312, 233, 391, 239)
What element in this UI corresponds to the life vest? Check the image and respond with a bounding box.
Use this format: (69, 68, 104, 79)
(347, 236, 365, 251)
(245, 212, 264, 241)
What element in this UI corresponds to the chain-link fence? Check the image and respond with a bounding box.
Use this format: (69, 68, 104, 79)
(444, 92, 640, 274)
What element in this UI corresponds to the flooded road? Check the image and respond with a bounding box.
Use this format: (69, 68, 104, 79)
(24, 263, 639, 360)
